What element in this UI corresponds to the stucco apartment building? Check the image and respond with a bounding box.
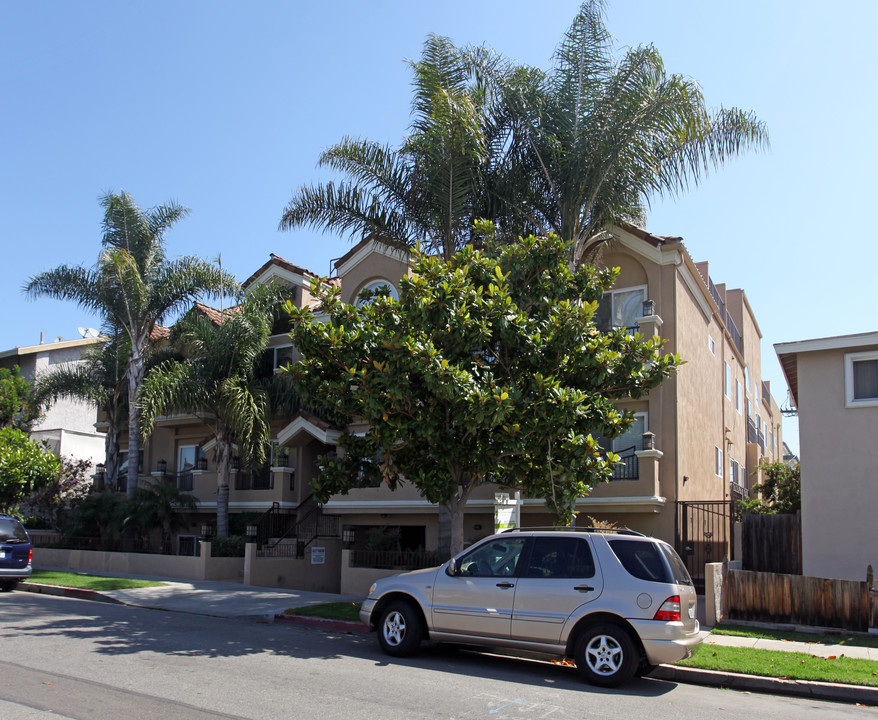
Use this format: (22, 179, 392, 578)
(127, 223, 783, 574)
(775, 332, 878, 582)
(0, 336, 106, 465)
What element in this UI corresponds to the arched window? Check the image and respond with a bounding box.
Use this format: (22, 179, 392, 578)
(354, 279, 399, 306)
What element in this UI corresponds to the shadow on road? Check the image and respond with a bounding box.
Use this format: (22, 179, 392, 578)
(2, 593, 676, 699)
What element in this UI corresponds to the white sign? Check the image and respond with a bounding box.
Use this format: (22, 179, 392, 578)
(310, 546, 326, 565)
(494, 491, 521, 532)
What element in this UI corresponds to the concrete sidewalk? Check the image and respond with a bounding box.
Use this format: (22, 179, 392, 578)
(20, 569, 878, 706)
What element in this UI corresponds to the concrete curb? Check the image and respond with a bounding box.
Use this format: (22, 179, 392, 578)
(19, 582, 122, 605)
(274, 613, 370, 635)
(652, 665, 878, 705)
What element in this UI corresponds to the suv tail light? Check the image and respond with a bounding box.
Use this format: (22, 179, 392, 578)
(653, 595, 681, 622)
(29, 548, 33, 562)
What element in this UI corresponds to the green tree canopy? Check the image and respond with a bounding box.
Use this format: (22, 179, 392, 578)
(0, 427, 61, 513)
(738, 461, 801, 517)
(0, 366, 42, 430)
(285, 226, 680, 556)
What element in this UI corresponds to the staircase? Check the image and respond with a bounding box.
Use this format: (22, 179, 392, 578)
(255, 494, 339, 558)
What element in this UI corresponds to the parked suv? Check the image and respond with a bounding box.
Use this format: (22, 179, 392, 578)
(0, 514, 33, 592)
(360, 528, 703, 687)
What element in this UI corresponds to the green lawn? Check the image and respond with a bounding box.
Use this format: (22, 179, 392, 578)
(678, 643, 878, 687)
(28, 569, 167, 591)
(711, 623, 878, 650)
(284, 602, 362, 622)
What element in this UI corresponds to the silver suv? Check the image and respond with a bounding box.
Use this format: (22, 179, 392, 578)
(360, 528, 703, 687)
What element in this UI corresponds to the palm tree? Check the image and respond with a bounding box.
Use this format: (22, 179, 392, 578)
(32, 335, 128, 491)
(25, 191, 237, 499)
(138, 286, 286, 537)
(465, 0, 769, 260)
(121, 482, 198, 553)
(279, 35, 489, 261)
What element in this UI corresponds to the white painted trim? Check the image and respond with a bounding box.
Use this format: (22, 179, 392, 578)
(845, 351, 878, 408)
(635, 449, 663, 459)
(277, 415, 341, 446)
(194, 501, 300, 510)
(335, 240, 410, 277)
(609, 228, 678, 266)
(322, 495, 667, 513)
(249, 265, 313, 290)
(678, 262, 713, 321)
(636, 314, 663, 328)
(775, 332, 878, 355)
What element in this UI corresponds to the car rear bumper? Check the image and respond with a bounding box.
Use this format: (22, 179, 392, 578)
(629, 619, 706, 665)
(0, 564, 32, 580)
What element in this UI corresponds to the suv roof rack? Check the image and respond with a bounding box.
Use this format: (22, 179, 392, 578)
(501, 526, 645, 537)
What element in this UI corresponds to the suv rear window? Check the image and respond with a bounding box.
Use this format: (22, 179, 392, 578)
(608, 539, 672, 584)
(0, 517, 29, 543)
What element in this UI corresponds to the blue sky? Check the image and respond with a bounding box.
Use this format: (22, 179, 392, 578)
(2, 1, 876, 453)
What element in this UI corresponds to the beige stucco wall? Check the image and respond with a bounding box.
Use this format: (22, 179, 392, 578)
(797, 345, 878, 581)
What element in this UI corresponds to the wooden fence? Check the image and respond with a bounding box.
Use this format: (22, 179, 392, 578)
(724, 566, 876, 631)
(740, 512, 801, 574)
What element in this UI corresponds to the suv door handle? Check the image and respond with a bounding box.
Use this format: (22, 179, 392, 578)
(574, 584, 594, 592)
(496, 581, 515, 589)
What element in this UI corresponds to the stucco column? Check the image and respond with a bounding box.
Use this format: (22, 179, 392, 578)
(635, 448, 663, 496)
(244, 542, 257, 586)
(636, 311, 663, 339)
(198, 541, 211, 581)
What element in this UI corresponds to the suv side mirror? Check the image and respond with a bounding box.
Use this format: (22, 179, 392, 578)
(446, 558, 460, 576)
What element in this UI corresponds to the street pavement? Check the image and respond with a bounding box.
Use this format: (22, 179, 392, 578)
(19, 568, 878, 706)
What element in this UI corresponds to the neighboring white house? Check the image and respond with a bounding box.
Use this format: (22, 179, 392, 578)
(0, 336, 106, 466)
(775, 331, 878, 582)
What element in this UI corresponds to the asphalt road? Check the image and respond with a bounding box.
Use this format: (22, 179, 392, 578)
(0, 593, 872, 720)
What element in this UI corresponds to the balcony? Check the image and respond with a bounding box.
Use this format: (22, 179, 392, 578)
(611, 446, 640, 481)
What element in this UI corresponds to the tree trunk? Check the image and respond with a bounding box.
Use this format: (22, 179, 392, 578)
(126, 346, 145, 500)
(103, 420, 120, 493)
(215, 430, 232, 538)
(444, 471, 475, 558)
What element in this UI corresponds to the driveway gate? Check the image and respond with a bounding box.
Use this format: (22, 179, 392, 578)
(677, 501, 734, 592)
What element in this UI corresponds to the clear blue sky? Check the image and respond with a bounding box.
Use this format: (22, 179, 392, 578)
(2, 1, 876, 454)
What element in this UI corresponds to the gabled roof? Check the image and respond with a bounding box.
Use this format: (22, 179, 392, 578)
(243, 253, 319, 288)
(192, 301, 241, 325)
(616, 220, 682, 248)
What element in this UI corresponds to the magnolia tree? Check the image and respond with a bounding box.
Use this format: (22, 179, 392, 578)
(0, 428, 61, 514)
(285, 228, 680, 556)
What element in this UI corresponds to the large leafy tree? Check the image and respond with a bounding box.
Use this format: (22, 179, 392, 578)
(139, 286, 289, 537)
(25, 192, 237, 499)
(286, 226, 680, 556)
(465, 0, 769, 259)
(0, 366, 41, 430)
(279, 35, 491, 261)
(32, 336, 128, 490)
(120, 482, 198, 554)
(0, 427, 61, 513)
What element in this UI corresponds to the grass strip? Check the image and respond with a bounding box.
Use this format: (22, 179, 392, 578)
(29, 569, 167, 591)
(284, 602, 362, 623)
(678, 644, 878, 687)
(711, 623, 878, 650)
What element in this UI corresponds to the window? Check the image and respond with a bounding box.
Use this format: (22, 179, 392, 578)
(596, 286, 647, 332)
(708, 335, 716, 355)
(744, 364, 751, 394)
(459, 537, 528, 578)
(724, 363, 731, 399)
(608, 540, 673, 584)
(845, 351, 878, 407)
(271, 345, 293, 370)
(735, 380, 742, 413)
(523, 537, 595, 578)
(355, 280, 399, 307)
(729, 458, 741, 486)
(745, 398, 752, 419)
(754, 381, 760, 405)
(714, 446, 723, 477)
(177, 445, 206, 491)
(593, 413, 646, 481)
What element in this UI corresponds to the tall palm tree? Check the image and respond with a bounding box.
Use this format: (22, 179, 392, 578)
(25, 191, 237, 499)
(279, 35, 489, 261)
(138, 286, 286, 537)
(32, 335, 127, 490)
(465, 0, 769, 260)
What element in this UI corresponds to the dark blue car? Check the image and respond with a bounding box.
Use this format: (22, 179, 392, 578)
(0, 514, 32, 591)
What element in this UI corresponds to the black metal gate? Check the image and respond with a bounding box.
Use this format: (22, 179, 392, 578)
(677, 501, 734, 592)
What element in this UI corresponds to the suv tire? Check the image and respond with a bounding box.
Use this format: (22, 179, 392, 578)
(377, 601, 424, 657)
(574, 622, 637, 687)
(0, 580, 20, 592)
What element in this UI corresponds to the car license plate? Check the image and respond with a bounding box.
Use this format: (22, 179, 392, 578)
(688, 605, 695, 619)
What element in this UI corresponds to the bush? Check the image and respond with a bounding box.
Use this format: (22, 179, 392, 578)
(209, 535, 246, 557)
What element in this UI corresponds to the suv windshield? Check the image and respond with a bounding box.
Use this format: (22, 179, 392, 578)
(0, 517, 29, 543)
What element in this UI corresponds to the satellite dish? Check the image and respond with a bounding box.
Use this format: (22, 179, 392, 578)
(78, 327, 100, 338)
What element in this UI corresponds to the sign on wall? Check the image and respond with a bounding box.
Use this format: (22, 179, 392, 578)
(311, 546, 325, 565)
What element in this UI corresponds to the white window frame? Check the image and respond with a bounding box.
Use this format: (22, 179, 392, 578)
(724, 363, 731, 399)
(845, 351, 878, 408)
(714, 446, 723, 477)
(735, 379, 742, 413)
(270, 344, 293, 371)
(597, 285, 648, 331)
(355, 279, 399, 307)
(708, 335, 716, 355)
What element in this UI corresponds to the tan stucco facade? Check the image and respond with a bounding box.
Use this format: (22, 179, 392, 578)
(776, 333, 878, 582)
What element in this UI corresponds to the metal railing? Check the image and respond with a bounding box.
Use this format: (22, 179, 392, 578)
(709, 277, 725, 319)
(611, 446, 639, 481)
(350, 549, 441, 570)
(725, 310, 744, 354)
